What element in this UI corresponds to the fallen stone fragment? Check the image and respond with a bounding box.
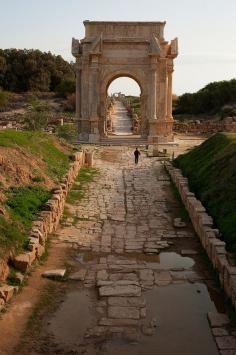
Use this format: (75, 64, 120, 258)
(69, 269, 87, 281)
(42, 269, 66, 279)
(208, 312, 230, 327)
(99, 284, 141, 297)
(108, 306, 140, 319)
(216, 336, 236, 350)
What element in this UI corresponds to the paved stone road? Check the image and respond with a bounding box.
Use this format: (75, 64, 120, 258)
(56, 146, 220, 355)
(110, 100, 133, 135)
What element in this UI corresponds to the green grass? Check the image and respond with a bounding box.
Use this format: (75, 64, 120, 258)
(174, 133, 236, 254)
(6, 186, 51, 230)
(66, 167, 98, 204)
(0, 130, 71, 180)
(0, 215, 27, 256)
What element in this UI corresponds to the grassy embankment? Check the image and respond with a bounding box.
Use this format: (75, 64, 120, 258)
(174, 133, 236, 254)
(0, 130, 71, 256)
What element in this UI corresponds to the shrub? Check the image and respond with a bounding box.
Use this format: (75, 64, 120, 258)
(56, 79, 76, 98)
(63, 93, 76, 112)
(221, 105, 236, 119)
(24, 96, 49, 130)
(56, 123, 77, 143)
(0, 90, 10, 111)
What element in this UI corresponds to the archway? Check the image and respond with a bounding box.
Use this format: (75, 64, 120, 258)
(72, 21, 178, 143)
(106, 77, 141, 136)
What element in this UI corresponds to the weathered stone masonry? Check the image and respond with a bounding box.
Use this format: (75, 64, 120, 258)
(166, 162, 236, 309)
(72, 21, 178, 143)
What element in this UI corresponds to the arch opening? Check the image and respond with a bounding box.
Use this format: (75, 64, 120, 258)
(105, 76, 142, 136)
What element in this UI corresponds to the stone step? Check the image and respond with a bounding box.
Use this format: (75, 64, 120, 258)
(100, 138, 148, 146)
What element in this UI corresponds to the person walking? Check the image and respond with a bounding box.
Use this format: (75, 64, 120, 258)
(134, 147, 141, 164)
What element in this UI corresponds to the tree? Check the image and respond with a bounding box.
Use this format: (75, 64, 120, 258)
(174, 79, 236, 116)
(0, 49, 75, 92)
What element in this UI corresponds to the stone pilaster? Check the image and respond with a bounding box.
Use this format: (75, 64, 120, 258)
(89, 55, 100, 143)
(148, 58, 159, 141)
(166, 61, 174, 121)
(151, 67, 157, 121)
(76, 62, 82, 119)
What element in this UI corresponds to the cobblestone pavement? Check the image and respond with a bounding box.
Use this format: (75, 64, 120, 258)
(55, 146, 219, 354)
(109, 100, 133, 135)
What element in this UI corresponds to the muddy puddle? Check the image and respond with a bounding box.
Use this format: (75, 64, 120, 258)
(142, 283, 219, 355)
(147, 251, 195, 270)
(101, 283, 219, 355)
(48, 288, 96, 348)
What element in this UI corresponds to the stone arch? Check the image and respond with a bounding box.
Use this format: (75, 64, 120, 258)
(99, 70, 148, 137)
(72, 21, 178, 143)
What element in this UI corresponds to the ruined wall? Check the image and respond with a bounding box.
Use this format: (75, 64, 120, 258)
(0, 150, 94, 310)
(173, 117, 236, 135)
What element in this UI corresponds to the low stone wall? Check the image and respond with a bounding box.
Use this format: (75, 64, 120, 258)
(0, 150, 93, 310)
(165, 162, 236, 309)
(173, 118, 236, 135)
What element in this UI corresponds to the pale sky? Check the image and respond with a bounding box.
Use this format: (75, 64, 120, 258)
(0, 0, 236, 95)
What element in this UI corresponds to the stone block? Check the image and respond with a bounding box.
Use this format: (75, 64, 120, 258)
(97, 269, 108, 281)
(212, 328, 229, 336)
(99, 284, 141, 297)
(216, 336, 236, 350)
(36, 244, 45, 258)
(99, 317, 138, 327)
(13, 253, 31, 272)
(108, 306, 140, 319)
(42, 269, 66, 279)
(139, 269, 154, 281)
(208, 312, 230, 327)
(108, 296, 146, 308)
